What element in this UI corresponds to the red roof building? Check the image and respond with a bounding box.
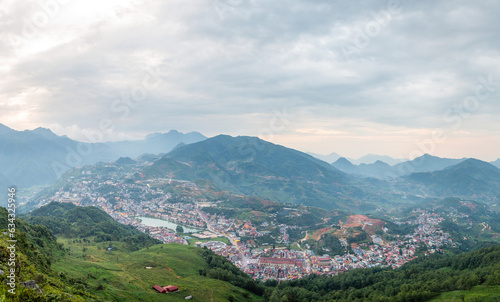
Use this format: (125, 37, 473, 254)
(153, 285, 166, 293)
(164, 285, 179, 292)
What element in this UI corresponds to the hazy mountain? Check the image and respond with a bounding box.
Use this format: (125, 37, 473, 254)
(333, 158, 395, 179)
(399, 159, 500, 200)
(307, 152, 342, 164)
(137, 153, 162, 162)
(146, 135, 379, 210)
(491, 158, 500, 169)
(106, 130, 206, 157)
(115, 157, 137, 165)
(0, 124, 207, 190)
(357, 160, 395, 179)
(0, 123, 14, 135)
(0, 124, 115, 189)
(332, 157, 356, 173)
(331, 154, 471, 180)
(349, 154, 404, 166)
(392, 154, 467, 177)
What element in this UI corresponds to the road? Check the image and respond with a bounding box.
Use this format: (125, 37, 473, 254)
(195, 203, 249, 269)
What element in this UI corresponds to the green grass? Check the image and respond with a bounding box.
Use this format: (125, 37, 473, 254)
(289, 243, 303, 251)
(53, 237, 263, 302)
(430, 285, 500, 302)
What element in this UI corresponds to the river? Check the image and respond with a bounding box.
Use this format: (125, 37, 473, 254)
(135, 216, 201, 233)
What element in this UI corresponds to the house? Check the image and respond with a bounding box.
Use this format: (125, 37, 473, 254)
(164, 285, 179, 292)
(153, 285, 166, 293)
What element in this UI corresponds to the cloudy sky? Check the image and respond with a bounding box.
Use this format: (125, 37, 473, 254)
(2, 0, 500, 160)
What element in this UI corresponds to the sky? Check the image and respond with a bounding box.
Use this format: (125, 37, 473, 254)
(1, 0, 500, 161)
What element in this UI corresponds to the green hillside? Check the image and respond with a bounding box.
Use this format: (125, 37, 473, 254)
(0, 207, 89, 301)
(52, 240, 263, 302)
(24, 202, 161, 250)
(145, 135, 381, 211)
(430, 285, 500, 302)
(1, 204, 263, 301)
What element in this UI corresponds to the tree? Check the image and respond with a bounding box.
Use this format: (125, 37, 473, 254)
(269, 290, 282, 302)
(176, 225, 184, 233)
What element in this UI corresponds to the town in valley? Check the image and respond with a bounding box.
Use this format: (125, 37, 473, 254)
(29, 160, 481, 282)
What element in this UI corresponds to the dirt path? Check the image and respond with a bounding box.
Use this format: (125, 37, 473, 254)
(300, 231, 309, 243)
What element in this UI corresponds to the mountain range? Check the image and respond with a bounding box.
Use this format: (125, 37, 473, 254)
(332, 154, 469, 179)
(145, 135, 380, 210)
(491, 158, 500, 169)
(397, 158, 500, 200)
(143, 136, 500, 207)
(306, 152, 342, 164)
(0, 123, 206, 189)
(308, 152, 405, 165)
(145, 135, 364, 208)
(2, 123, 500, 207)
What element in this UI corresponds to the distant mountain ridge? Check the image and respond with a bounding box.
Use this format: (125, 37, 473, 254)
(332, 158, 395, 179)
(332, 154, 469, 179)
(106, 129, 207, 158)
(491, 158, 500, 169)
(307, 152, 342, 164)
(2, 123, 500, 208)
(397, 158, 500, 200)
(393, 153, 467, 175)
(308, 152, 405, 166)
(0, 123, 207, 193)
(350, 154, 405, 166)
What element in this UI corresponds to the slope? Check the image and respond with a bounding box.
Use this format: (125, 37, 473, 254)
(0, 125, 115, 190)
(25, 202, 161, 250)
(0, 124, 206, 193)
(145, 135, 378, 210)
(53, 241, 264, 302)
(0, 207, 89, 301)
(2, 203, 264, 301)
(332, 158, 394, 179)
(393, 154, 466, 176)
(400, 159, 500, 200)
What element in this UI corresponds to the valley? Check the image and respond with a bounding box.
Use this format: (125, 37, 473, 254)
(1, 133, 499, 301)
(26, 150, 499, 283)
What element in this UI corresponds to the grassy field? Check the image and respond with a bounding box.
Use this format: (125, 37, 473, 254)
(53, 238, 263, 302)
(430, 285, 500, 302)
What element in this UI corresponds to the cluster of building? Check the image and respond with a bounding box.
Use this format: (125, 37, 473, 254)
(39, 167, 456, 282)
(199, 211, 453, 280)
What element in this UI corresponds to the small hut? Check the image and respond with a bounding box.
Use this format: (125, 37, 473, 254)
(153, 285, 166, 293)
(164, 285, 179, 292)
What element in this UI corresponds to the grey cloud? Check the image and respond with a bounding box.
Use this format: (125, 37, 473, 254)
(1, 0, 499, 158)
